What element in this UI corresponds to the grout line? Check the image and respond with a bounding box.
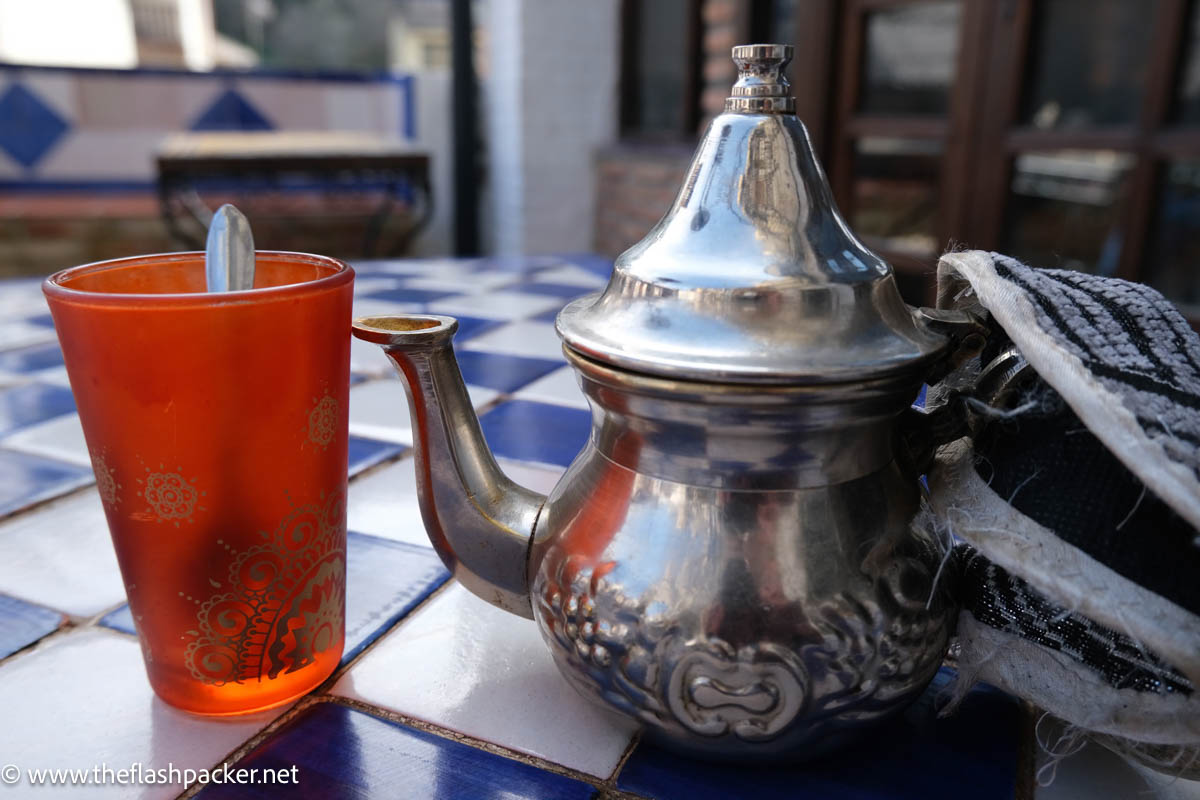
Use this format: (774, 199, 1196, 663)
(0, 479, 96, 526)
(606, 729, 643, 785)
(173, 694, 324, 800)
(327, 695, 614, 790)
(319, 577, 455, 690)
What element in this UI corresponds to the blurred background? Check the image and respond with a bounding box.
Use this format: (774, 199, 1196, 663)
(0, 0, 1197, 326)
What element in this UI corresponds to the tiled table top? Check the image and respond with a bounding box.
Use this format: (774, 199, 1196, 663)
(0, 254, 1188, 799)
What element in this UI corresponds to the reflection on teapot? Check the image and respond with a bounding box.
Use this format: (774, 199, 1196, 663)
(352, 45, 982, 760)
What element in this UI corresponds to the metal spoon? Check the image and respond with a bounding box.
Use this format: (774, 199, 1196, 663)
(205, 204, 256, 292)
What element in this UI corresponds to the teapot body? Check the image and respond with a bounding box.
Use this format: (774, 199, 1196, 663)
(528, 352, 954, 759)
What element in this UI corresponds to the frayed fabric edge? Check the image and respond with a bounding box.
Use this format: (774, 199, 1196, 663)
(951, 615, 1200, 746)
(938, 250, 1200, 532)
(930, 438, 1200, 687)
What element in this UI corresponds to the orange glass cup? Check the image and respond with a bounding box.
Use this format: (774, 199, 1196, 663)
(44, 251, 354, 715)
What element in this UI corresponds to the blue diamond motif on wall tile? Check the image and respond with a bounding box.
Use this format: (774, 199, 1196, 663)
(0, 83, 69, 168)
(191, 89, 273, 132)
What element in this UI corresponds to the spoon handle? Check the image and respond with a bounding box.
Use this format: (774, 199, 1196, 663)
(205, 204, 256, 292)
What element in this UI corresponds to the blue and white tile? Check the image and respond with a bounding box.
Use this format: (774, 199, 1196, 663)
(0, 321, 58, 352)
(0, 279, 51, 318)
(347, 435, 406, 477)
(478, 400, 591, 469)
(348, 276, 404, 296)
(1, 412, 90, 467)
(346, 456, 563, 547)
(194, 701, 597, 800)
(342, 532, 449, 663)
(516, 282, 599, 301)
(0, 383, 76, 436)
(0, 341, 64, 376)
(362, 258, 481, 278)
(349, 297, 425, 319)
(0, 448, 94, 519)
(332, 582, 638, 778)
(348, 379, 499, 446)
(99, 603, 136, 636)
(557, 254, 615, 278)
(98, 533, 449, 666)
(0, 488, 124, 617)
(461, 321, 566, 362)
(512, 366, 588, 410)
(532, 264, 609, 287)
(0, 593, 64, 660)
(362, 286, 460, 306)
(453, 350, 563, 394)
(426, 291, 564, 322)
(345, 458, 429, 547)
(350, 335, 395, 377)
(401, 271, 518, 295)
(0, 628, 284, 800)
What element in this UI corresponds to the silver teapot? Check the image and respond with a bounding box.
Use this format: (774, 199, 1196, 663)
(353, 45, 989, 760)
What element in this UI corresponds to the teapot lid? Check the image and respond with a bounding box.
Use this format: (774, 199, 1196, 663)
(557, 44, 947, 385)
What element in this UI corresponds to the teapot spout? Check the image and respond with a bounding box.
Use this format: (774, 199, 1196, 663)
(352, 315, 546, 618)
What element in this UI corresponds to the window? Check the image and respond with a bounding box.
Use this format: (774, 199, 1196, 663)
(778, 0, 1200, 322)
(620, 0, 702, 138)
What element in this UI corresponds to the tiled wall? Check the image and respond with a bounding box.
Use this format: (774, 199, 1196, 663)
(0, 65, 417, 183)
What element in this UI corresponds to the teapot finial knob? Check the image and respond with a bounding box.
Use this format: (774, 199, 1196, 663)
(727, 43, 795, 114)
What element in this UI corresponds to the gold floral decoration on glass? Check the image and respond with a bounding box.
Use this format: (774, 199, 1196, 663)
(182, 490, 346, 685)
(90, 449, 122, 508)
(135, 461, 205, 526)
(307, 391, 339, 449)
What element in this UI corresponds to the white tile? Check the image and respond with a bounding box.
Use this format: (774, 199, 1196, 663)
(350, 277, 403, 296)
(0, 322, 57, 351)
(534, 265, 609, 287)
(401, 273, 517, 294)
(31, 365, 72, 387)
(0, 628, 283, 800)
(350, 336, 394, 377)
(346, 456, 562, 547)
(426, 292, 563, 321)
(350, 298, 425, 318)
(494, 457, 565, 494)
(361, 259, 479, 278)
(512, 366, 588, 410)
(0, 280, 50, 318)
(332, 583, 637, 777)
(346, 458, 426, 547)
(460, 321, 566, 361)
(0, 488, 124, 617)
(348, 378, 498, 445)
(2, 412, 91, 466)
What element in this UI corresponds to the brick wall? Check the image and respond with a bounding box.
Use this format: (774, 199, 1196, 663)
(593, 145, 693, 259)
(591, 0, 746, 259)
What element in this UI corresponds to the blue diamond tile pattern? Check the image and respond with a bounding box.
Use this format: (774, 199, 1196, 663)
(194, 701, 596, 799)
(191, 88, 274, 132)
(0, 594, 63, 659)
(0, 83, 69, 168)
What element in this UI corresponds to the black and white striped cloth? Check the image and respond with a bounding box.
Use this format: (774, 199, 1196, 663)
(930, 251, 1200, 775)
